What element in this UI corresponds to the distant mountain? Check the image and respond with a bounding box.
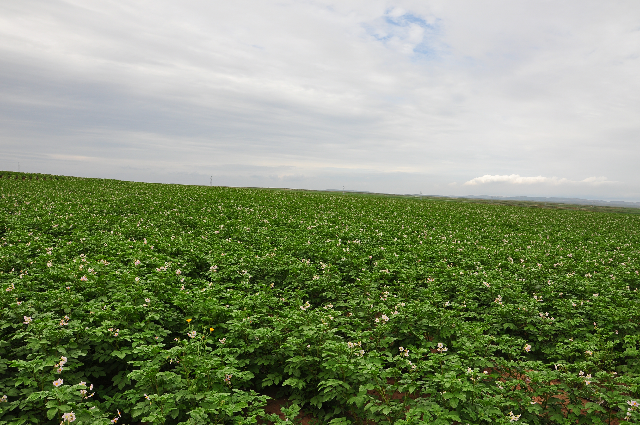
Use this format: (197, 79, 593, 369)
(456, 195, 640, 209)
(325, 189, 373, 193)
(320, 188, 640, 208)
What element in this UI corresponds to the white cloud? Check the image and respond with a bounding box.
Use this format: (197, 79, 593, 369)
(49, 154, 98, 162)
(464, 175, 613, 186)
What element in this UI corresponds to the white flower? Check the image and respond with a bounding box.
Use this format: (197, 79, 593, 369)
(0, 395, 7, 403)
(23, 316, 32, 325)
(524, 344, 532, 352)
(61, 412, 76, 423)
(53, 378, 63, 387)
(187, 331, 196, 338)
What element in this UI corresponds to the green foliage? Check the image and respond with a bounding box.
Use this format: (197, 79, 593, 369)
(0, 172, 639, 424)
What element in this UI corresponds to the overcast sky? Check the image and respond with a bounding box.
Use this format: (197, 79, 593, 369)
(1, 1, 639, 200)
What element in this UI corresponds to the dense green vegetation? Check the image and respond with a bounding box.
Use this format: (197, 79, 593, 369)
(1, 171, 639, 424)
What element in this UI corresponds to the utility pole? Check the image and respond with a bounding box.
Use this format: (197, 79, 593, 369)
(210, 176, 212, 186)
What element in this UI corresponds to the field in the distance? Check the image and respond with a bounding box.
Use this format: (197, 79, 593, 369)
(1, 171, 639, 424)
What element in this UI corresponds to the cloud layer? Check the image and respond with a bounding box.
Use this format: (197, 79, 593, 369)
(0, 1, 639, 200)
(464, 175, 613, 186)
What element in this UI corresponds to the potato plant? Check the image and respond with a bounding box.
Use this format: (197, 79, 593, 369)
(0, 171, 639, 424)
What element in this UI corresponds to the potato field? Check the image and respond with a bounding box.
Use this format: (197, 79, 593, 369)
(1, 172, 639, 424)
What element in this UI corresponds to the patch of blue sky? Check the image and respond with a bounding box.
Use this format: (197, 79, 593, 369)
(364, 10, 443, 61)
(411, 43, 438, 61)
(384, 11, 432, 30)
(369, 31, 393, 43)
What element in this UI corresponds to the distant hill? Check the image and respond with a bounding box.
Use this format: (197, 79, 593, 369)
(457, 195, 640, 209)
(323, 188, 640, 210)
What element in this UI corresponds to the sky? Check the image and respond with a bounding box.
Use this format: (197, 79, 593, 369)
(1, 1, 639, 200)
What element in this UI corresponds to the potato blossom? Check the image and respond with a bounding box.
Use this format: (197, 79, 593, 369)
(61, 412, 76, 423)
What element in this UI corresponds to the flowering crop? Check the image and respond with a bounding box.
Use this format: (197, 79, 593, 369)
(61, 411, 76, 423)
(1, 171, 639, 424)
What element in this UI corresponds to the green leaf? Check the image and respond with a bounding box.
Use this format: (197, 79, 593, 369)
(283, 377, 305, 389)
(46, 407, 58, 420)
(328, 418, 352, 425)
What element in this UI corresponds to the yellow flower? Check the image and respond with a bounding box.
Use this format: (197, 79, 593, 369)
(210, 328, 214, 332)
(186, 319, 192, 323)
